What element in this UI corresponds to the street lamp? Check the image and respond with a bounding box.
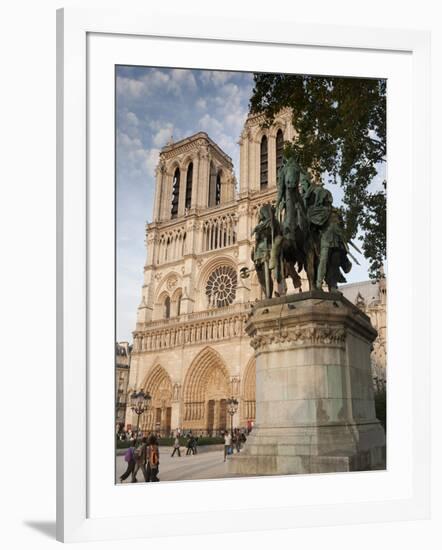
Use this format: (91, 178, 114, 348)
(226, 397, 239, 435)
(130, 389, 151, 441)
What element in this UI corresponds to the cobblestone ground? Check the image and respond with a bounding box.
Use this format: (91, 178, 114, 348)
(116, 446, 244, 483)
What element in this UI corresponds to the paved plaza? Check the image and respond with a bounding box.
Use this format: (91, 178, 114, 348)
(116, 446, 244, 483)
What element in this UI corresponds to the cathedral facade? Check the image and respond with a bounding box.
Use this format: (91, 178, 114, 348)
(124, 109, 386, 436)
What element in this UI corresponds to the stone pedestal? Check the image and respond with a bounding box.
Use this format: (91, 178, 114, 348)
(229, 290, 386, 476)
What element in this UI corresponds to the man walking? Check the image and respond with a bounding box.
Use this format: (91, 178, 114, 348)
(132, 437, 149, 482)
(171, 434, 181, 457)
(224, 431, 232, 462)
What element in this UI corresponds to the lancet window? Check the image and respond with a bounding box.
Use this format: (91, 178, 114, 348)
(202, 213, 237, 252)
(171, 167, 180, 219)
(276, 129, 284, 180)
(260, 135, 268, 190)
(185, 162, 193, 209)
(163, 296, 171, 319)
(156, 228, 187, 264)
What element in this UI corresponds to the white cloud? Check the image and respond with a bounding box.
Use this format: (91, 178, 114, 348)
(153, 124, 174, 148)
(170, 69, 197, 91)
(144, 148, 161, 175)
(116, 76, 145, 98)
(195, 97, 207, 109)
(126, 111, 139, 126)
(117, 131, 160, 180)
(199, 114, 223, 136)
(200, 70, 234, 86)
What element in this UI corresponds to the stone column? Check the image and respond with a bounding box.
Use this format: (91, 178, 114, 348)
(239, 133, 248, 193)
(197, 149, 210, 208)
(191, 156, 200, 209)
(214, 400, 220, 432)
(229, 290, 386, 476)
(153, 160, 165, 222)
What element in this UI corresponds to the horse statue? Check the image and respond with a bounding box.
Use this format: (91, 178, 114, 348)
(244, 150, 357, 298)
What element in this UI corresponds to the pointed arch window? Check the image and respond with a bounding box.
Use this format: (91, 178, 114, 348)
(163, 296, 171, 319)
(171, 167, 180, 219)
(176, 293, 182, 317)
(215, 172, 221, 205)
(276, 129, 284, 181)
(208, 162, 217, 207)
(260, 135, 268, 190)
(185, 162, 193, 209)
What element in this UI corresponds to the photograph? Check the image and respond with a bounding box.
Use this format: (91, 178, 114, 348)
(114, 66, 387, 484)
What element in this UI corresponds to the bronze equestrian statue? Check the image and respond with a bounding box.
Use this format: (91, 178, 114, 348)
(244, 149, 357, 299)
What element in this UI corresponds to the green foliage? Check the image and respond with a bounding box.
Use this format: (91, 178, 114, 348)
(250, 74, 386, 278)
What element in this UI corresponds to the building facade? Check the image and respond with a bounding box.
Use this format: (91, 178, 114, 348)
(115, 341, 131, 429)
(339, 276, 387, 383)
(124, 109, 386, 435)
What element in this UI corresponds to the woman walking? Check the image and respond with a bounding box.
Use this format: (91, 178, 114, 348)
(119, 440, 136, 483)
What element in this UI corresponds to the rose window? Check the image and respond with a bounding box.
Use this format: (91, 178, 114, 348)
(205, 266, 237, 308)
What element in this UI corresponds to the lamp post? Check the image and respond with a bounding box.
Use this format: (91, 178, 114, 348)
(226, 397, 239, 435)
(129, 389, 151, 441)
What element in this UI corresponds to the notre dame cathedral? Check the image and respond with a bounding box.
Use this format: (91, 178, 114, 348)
(124, 109, 386, 436)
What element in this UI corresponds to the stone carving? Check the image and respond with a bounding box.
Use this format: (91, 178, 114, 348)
(172, 383, 181, 401)
(230, 375, 241, 395)
(134, 313, 249, 352)
(166, 275, 178, 290)
(250, 324, 346, 351)
(355, 291, 366, 310)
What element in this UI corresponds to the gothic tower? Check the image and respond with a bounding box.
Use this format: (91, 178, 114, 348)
(126, 111, 298, 435)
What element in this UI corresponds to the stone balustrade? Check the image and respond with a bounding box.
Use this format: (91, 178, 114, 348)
(133, 306, 252, 353)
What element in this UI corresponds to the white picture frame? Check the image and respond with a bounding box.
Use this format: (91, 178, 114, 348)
(56, 6, 431, 543)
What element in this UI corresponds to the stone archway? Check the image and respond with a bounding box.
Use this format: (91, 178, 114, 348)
(242, 357, 256, 424)
(182, 347, 230, 435)
(140, 365, 173, 436)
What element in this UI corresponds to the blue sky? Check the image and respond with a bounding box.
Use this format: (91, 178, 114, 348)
(116, 66, 381, 342)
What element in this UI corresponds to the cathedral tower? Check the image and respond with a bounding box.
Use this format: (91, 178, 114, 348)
(126, 112, 297, 435)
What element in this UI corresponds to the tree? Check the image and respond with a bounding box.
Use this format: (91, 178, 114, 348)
(250, 74, 386, 278)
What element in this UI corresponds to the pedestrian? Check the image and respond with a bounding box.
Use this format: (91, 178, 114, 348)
(171, 434, 181, 457)
(132, 437, 149, 482)
(146, 434, 160, 482)
(120, 440, 136, 482)
(192, 435, 198, 455)
(224, 431, 232, 462)
(235, 430, 242, 453)
(186, 435, 194, 456)
(232, 430, 237, 453)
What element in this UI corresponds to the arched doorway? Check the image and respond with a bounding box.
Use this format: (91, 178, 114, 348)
(140, 365, 173, 437)
(242, 357, 256, 426)
(183, 347, 230, 435)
